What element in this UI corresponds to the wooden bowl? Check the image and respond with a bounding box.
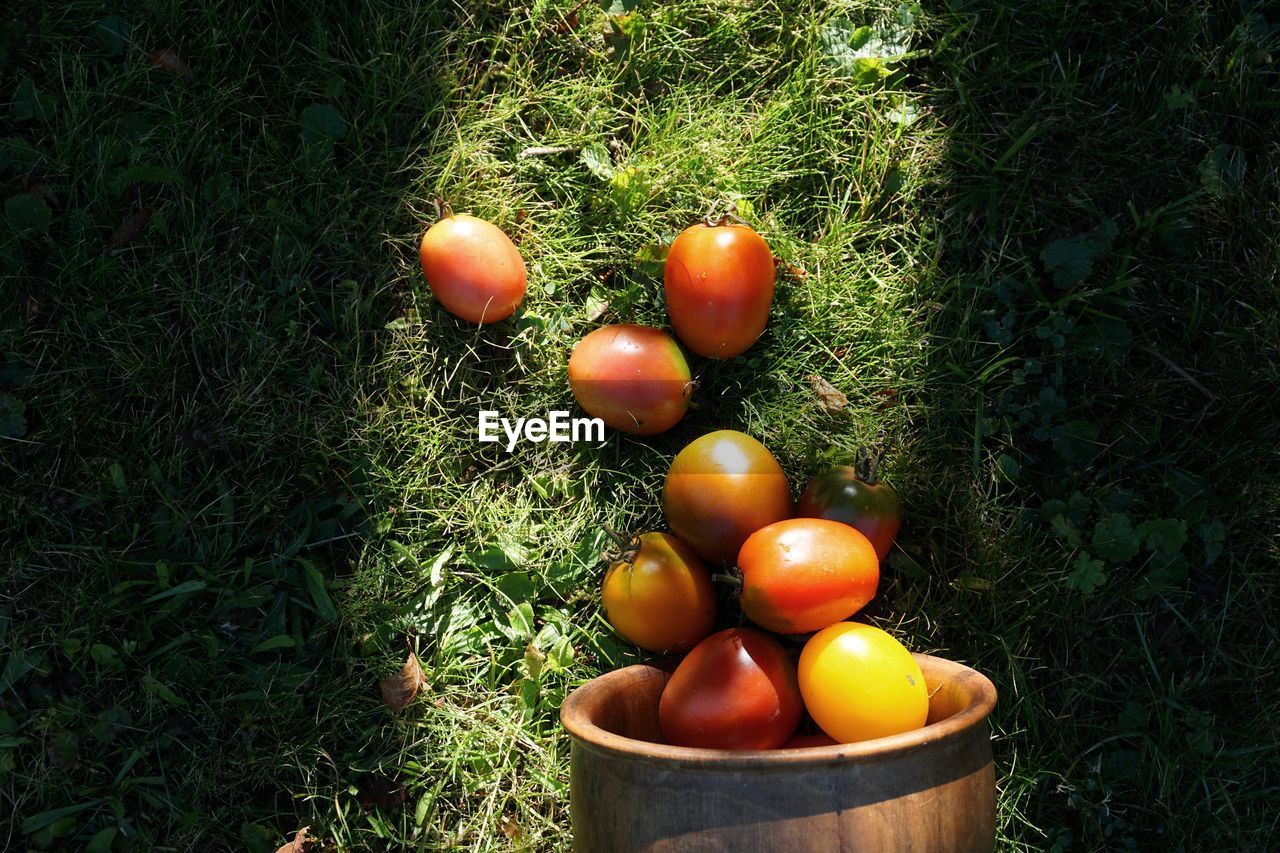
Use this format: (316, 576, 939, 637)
(560, 654, 997, 852)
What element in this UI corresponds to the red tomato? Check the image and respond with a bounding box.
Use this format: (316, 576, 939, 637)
(659, 628, 802, 750)
(796, 467, 901, 560)
(601, 532, 716, 653)
(737, 518, 879, 634)
(663, 430, 793, 564)
(568, 325, 691, 435)
(419, 213, 526, 324)
(779, 731, 838, 749)
(664, 222, 775, 358)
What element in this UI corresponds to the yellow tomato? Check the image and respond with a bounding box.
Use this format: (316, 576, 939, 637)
(797, 622, 928, 743)
(601, 532, 716, 653)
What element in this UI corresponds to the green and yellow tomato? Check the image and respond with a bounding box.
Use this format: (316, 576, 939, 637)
(568, 325, 691, 435)
(601, 532, 716, 653)
(663, 430, 793, 564)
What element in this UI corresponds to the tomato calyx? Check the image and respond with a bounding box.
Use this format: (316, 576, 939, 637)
(700, 200, 752, 229)
(855, 445, 883, 484)
(429, 194, 455, 222)
(709, 567, 743, 593)
(600, 521, 640, 566)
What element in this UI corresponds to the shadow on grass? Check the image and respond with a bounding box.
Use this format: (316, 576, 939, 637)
(910, 1, 1279, 848)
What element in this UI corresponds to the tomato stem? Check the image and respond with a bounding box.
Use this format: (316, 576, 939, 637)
(430, 195, 454, 221)
(599, 522, 639, 565)
(710, 572, 742, 590)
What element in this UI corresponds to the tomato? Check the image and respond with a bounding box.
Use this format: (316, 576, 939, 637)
(796, 467, 901, 560)
(659, 628, 802, 750)
(779, 731, 838, 749)
(419, 213, 526, 324)
(568, 325, 692, 435)
(663, 221, 775, 359)
(797, 622, 928, 743)
(663, 430, 793, 564)
(601, 532, 716, 653)
(737, 519, 879, 634)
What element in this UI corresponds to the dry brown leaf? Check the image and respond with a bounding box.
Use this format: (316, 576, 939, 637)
(150, 48, 193, 80)
(275, 826, 311, 853)
(808, 375, 848, 412)
(358, 775, 407, 811)
(102, 208, 153, 254)
(775, 256, 809, 280)
(379, 652, 426, 712)
(499, 814, 523, 841)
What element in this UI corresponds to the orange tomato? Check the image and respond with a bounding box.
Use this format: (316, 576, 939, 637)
(568, 325, 691, 435)
(798, 622, 928, 743)
(419, 213, 526, 324)
(663, 222, 775, 358)
(737, 518, 879, 634)
(601, 532, 716, 653)
(662, 430, 793, 564)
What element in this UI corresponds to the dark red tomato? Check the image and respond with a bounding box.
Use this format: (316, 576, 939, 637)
(568, 325, 691, 435)
(664, 222, 775, 359)
(663, 430, 793, 564)
(737, 518, 879, 634)
(796, 467, 901, 560)
(419, 213, 526, 324)
(658, 628, 802, 750)
(779, 732, 838, 749)
(601, 532, 716, 653)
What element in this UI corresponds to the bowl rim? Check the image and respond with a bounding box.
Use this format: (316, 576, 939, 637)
(560, 653, 997, 769)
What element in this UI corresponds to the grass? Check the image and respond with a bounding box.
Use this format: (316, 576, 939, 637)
(1, 0, 1277, 849)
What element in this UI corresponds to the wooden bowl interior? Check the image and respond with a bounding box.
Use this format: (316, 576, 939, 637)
(568, 653, 994, 754)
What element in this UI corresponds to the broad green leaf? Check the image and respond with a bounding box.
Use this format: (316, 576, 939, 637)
(300, 560, 337, 622)
(887, 103, 921, 125)
(251, 634, 296, 653)
(580, 143, 616, 180)
(1199, 520, 1226, 564)
(1066, 553, 1106, 594)
(107, 163, 184, 196)
(1199, 144, 1245, 197)
(5, 194, 51, 233)
(85, 827, 119, 853)
(12, 78, 55, 123)
(0, 650, 40, 694)
(21, 801, 100, 834)
(141, 579, 206, 603)
(1040, 219, 1118, 287)
(546, 635, 575, 672)
(1049, 514, 1080, 547)
(1136, 517, 1187, 553)
(301, 104, 348, 143)
(1135, 552, 1190, 600)
(0, 393, 26, 438)
(1091, 513, 1139, 563)
(95, 16, 131, 56)
(202, 173, 240, 210)
(0, 137, 45, 172)
(141, 674, 188, 706)
(1053, 419, 1100, 465)
(820, 5, 919, 84)
(505, 602, 535, 639)
(494, 571, 535, 605)
(90, 643, 125, 671)
(601, 0, 638, 12)
(608, 166, 649, 213)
